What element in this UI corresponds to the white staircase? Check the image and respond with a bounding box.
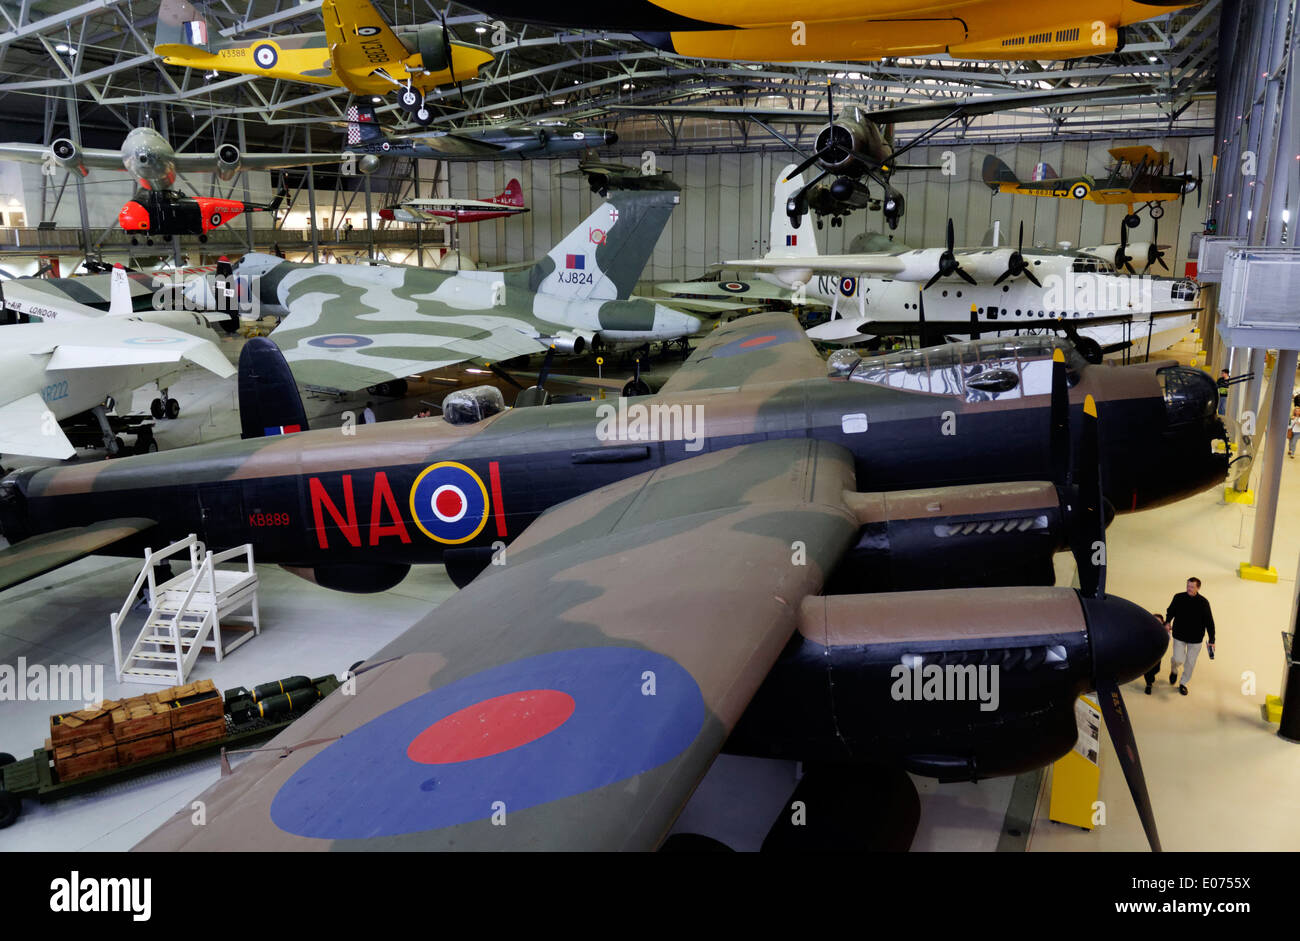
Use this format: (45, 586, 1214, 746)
(111, 535, 261, 685)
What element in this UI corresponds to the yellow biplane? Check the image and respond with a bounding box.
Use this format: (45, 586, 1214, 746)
(983, 145, 1203, 228)
(154, 0, 493, 124)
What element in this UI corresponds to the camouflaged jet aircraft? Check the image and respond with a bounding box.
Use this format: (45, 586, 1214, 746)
(222, 185, 700, 394)
(0, 316, 1227, 849)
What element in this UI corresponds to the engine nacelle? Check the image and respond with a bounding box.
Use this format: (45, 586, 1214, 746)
(416, 23, 449, 73)
(357, 153, 381, 174)
(215, 143, 241, 182)
(50, 138, 87, 176)
(280, 562, 411, 593)
(541, 331, 587, 355)
(827, 176, 873, 208)
(813, 121, 869, 174)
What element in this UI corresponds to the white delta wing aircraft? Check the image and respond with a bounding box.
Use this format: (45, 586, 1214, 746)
(0, 266, 234, 460)
(663, 165, 1201, 362)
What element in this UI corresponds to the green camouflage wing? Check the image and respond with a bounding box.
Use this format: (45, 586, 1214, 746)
(657, 310, 829, 395)
(133, 438, 859, 851)
(268, 276, 552, 390)
(0, 518, 156, 592)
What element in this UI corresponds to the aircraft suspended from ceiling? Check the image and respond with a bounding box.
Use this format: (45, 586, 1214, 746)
(153, 0, 493, 126)
(616, 83, 1151, 230)
(0, 127, 355, 245)
(461, 0, 1197, 62)
(982, 145, 1204, 228)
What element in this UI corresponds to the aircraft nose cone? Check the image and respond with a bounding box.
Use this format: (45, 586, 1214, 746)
(1082, 595, 1169, 686)
(604, 130, 619, 146)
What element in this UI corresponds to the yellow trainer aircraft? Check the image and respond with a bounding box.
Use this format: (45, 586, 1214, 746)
(154, 0, 493, 124)
(463, 0, 1196, 63)
(982, 145, 1203, 228)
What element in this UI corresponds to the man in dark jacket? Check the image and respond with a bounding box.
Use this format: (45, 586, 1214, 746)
(1165, 577, 1216, 695)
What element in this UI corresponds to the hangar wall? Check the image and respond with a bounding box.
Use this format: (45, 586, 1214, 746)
(442, 134, 1216, 281)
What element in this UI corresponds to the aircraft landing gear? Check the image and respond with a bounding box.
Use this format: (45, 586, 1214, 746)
(414, 106, 433, 126)
(1123, 213, 1142, 229)
(1149, 204, 1165, 219)
(151, 393, 180, 419)
(398, 86, 424, 114)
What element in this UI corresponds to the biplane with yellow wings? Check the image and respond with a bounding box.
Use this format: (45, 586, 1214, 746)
(983, 146, 1203, 228)
(154, 0, 493, 125)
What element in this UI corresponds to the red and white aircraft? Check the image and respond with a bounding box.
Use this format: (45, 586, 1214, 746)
(378, 179, 528, 225)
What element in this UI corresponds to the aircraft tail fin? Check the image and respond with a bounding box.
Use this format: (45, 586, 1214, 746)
(981, 154, 1020, 190)
(238, 337, 309, 440)
(493, 179, 525, 208)
(528, 185, 680, 302)
(344, 105, 387, 147)
(770, 164, 819, 258)
(107, 263, 132, 316)
(1030, 162, 1059, 182)
(155, 0, 214, 54)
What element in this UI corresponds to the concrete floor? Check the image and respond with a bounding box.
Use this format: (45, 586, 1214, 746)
(1, 345, 1298, 852)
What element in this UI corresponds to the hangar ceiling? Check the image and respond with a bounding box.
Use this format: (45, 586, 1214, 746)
(0, 0, 1221, 157)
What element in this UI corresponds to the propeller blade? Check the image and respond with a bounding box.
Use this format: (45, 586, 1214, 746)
(1049, 348, 1070, 486)
(1196, 155, 1203, 208)
(787, 148, 838, 181)
(1069, 393, 1106, 598)
(1096, 677, 1163, 852)
(536, 346, 556, 390)
(1024, 267, 1042, 288)
(923, 270, 943, 291)
(946, 217, 956, 254)
(994, 270, 1011, 285)
(1018, 219, 1025, 253)
(957, 268, 977, 286)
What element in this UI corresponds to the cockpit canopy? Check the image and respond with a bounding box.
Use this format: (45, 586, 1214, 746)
(442, 385, 506, 425)
(837, 336, 1088, 401)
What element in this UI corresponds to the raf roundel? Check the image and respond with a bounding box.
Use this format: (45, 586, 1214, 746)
(306, 334, 374, 349)
(253, 43, 278, 69)
(720, 281, 750, 294)
(268, 647, 706, 839)
(839, 276, 857, 297)
(409, 461, 489, 544)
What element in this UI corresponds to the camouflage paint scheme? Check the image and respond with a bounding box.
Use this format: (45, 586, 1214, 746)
(2, 312, 1224, 575)
(232, 186, 699, 391)
(0, 314, 1220, 849)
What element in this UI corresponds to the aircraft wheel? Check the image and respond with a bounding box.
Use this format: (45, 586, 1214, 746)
(165, 398, 180, 420)
(130, 237, 139, 246)
(414, 107, 432, 126)
(1124, 213, 1142, 229)
(399, 87, 423, 112)
(199, 234, 208, 243)
(622, 378, 652, 397)
(1150, 205, 1165, 219)
(150, 398, 165, 419)
(135, 436, 159, 455)
(0, 791, 20, 830)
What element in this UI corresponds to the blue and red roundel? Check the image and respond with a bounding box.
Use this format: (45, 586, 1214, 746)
(269, 647, 706, 839)
(307, 334, 374, 349)
(409, 461, 489, 544)
(711, 327, 805, 359)
(839, 276, 857, 297)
